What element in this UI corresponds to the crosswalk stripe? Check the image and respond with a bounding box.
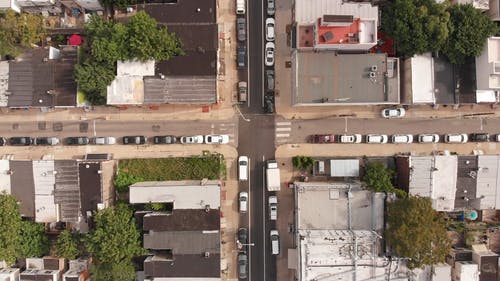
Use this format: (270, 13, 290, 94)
(276, 127, 291, 132)
(276, 133, 290, 138)
(276, 121, 292, 126)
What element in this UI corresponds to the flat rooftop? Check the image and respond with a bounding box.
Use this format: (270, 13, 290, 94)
(294, 0, 378, 25)
(143, 210, 220, 231)
(295, 182, 384, 231)
(292, 52, 399, 105)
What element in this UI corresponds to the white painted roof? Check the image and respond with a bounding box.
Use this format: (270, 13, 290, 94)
(129, 181, 221, 209)
(475, 155, 500, 209)
(0, 61, 9, 107)
(409, 156, 433, 197)
(329, 159, 359, 177)
(0, 160, 10, 194)
(295, 0, 378, 25)
(431, 156, 457, 212)
(117, 60, 155, 76)
(32, 160, 57, 223)
(455, 261, 480, 281)
(106, 76, 144, 105)
(411, 53, 435, 104)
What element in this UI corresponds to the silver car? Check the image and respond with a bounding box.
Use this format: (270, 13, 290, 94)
(238, 252, 248, 279)
(180, 135, 204, 144)
(92, 137, 116, 145)
(237, 18, 246, 42)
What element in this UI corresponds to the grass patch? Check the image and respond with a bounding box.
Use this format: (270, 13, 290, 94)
(115, 153, 226, 192)
(77, 90, 87, 104)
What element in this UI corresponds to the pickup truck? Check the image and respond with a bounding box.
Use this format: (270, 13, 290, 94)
(269, 196, 277, 220)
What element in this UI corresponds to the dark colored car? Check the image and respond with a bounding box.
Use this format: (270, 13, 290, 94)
(264, 95, 274, 113)
(153, 135, 177, 144)
(311, 134, 335, 143)
(66, 137, 89, 145)
(266, 69, 275, 92)
(34, 137, 60, 146)
(237, 44, 247, 69)
(238, 252, 248, 279)
(9, 137, 33, 146)
(238, 228, 248, 244)
(470, 133, 489, 142)
(123, 136, 147, 145)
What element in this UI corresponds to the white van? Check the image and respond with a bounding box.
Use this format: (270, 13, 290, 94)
(238, 156, 248, 181)
(236, 0, 245, 15)
(270, 230, 280, 255)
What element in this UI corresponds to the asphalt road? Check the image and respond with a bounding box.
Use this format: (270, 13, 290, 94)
(277, 116, 500, 144)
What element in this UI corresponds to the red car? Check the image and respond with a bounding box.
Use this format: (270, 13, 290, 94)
(311, 134, 335, 143)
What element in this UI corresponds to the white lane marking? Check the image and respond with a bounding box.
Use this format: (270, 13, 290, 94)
(262, 162, 267, 281)
(248, 155, 252, 281)
(276, 121, 291, 126)
(276, 133, 290, 138)
(276, 127, 291, 132)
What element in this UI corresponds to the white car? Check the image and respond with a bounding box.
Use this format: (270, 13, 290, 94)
(339, 134, 362, 143)
(265, 18, 275, 41)
(205, 134, 229, 144)
(265, 42, 275, 67)
(418, 134, 439, 143)
(180, 135, 204, 144)
(366, 134, 388, 144)
(238, 156, 248, 181)
(392, 134, 413, 144)
(269, 196, 277, 220)
(92, 137, 116, 145)
(381, 108, 406, 118)
(239, 191, 248, 213)
(496, 134, 500, 142)
(444, 134, 468, 143)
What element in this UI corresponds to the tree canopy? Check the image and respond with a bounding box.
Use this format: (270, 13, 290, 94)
(55, 230, 80, 260)
(18, 221, 50, 258)
(85, 204, 145, 281)
(386, 196, 451, 269)
(0, 10, 46, 58)
(292, 156, 314, 172)
(442, 4, 498, 64)
(382, 0, 451, 57)
(363, 162, 406, 198)
(0, 193, 22, 265)
(74, 59, 115, 105)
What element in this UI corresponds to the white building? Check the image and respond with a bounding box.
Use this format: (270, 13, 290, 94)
(475, 37, 500, 103)
(107, 60, 155, 105)
(454, 261, 480, 281)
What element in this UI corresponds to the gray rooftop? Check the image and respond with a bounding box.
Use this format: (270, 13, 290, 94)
(144, 254, 220, 279)
(292, 52, 399, 105)
(10, 161, 35, 218)
(54, 160, 80, 222)
(144, 230, 220, 254)
(143, 76, 217, 104)
(455, 156, 478, 209)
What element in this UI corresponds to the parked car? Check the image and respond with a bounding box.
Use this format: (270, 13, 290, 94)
(338, 134, 362, 143)
(366, 134, 388, 144)
(265, 42, 275, 67)
(311, 134, 334, 143)
(418, 134, 439, 143)
(238, 156, 249, 181)
(269, 196, 277, 220)
(265, 18, 275, 41)
(9, 137, 33, 146)
(381, 108, 406, 118)
(34, 137, 59, 146)
(470, 133, 489, 142)
(239, 191, 248, 213)
(237, 44, 247, 69)
(444, 133, 468, 143)
(264, 95, 274, 113)
(66, 137, 89, 145)
(92, 137, 116, 145)
(237, 18, 246, 42)
(266, 70, 275, 92)
(123, 136, 146, 145)
(238, 228, 248, 244)
(496, 134, 500, 142)
(153, 136, 177, 144)
(238, 81, 248, 103)
(0, 137, 6, 146)
(392, 134, 413, 144)
(270, 230, 280, 255)
(267, 0, 275, 15)
(205, 135, 229, 144)
(238, 252, 248, 279)
(180, 135, 204, 144)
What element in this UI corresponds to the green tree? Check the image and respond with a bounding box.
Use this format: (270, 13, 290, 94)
(386, 196, 451, 269)
(363, 162, 394, 192)
(127, 11, 184, 61)
(382, 0, 451, 57)
(85, 204, 145, 265)
(113, 173, 144, 193)
(55, 230, 80, 260)
(86, 16, 128, 64)
(91, 261, 136, 281)
(442, 4, 498, 64)
(292, 156, 314, 172)
(99, 0, 136, 9)
(0, 10, 46, 57)
(74, 59, 115, 104)
(19, 221, 49, 258)
(0, 193, 22, 265)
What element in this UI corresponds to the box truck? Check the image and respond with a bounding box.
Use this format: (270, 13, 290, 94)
(266, 160, 280, 191)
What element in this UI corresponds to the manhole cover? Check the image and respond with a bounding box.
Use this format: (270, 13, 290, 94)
(152, 125, 161, 132)
(38, 122, 46, 130)
(53, 122, 63, 132)
(12, 123, 19, 130)
(79, 122, 89, 133)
